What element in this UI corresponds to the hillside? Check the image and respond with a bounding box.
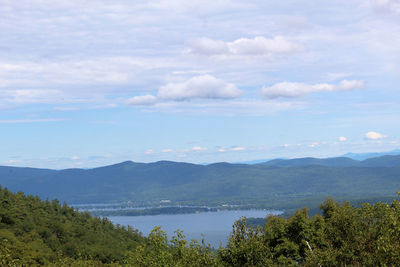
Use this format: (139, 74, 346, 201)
(2, 186, 400, 266)
(0, 155, 399, 208)
(0, 186, 146, 265)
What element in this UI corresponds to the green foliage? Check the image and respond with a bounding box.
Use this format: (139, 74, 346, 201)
(125, 227, 219, 267)
(218, 219, 274, 266)
(220, 194, 400, 266)
(0, 186, 145, 265)
(1, 185, 400, 266)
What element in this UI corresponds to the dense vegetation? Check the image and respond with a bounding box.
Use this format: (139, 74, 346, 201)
(1, 186, 400, 266)
(219, 196, 400, 266)
(0, 186, 146, 266)
(1, 155, 400, 213)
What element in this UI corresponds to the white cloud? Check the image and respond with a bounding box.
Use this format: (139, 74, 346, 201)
(365, 131, 386, 140)
(128, 95, 158, 106)
(0, 89, 63, 104)
(339, 136, 347, 142)
(71, 156, 80, 160)
(129, 98, 300, 116)
(128, 75, 243, 106)
(3, 159, 21, 164)
(146, 0, 246, 13)
(187, 38, 229, 55)
(326, 73, 352, 81)
(192, 146, 207, 151)
(373, 0, 392, 8)
(188, 36, 302, 57)
(158, 75, 242, 101)
(0, 58, 152, 88)
(371, 0, 400, 13)
(260, 79, 364, 99)
(229, 36, 301, 55)
(161, 149, 173, 153)
(145, 149, 154, 154)
(217, 146, 246, 152)
(309, 142, 320, 147)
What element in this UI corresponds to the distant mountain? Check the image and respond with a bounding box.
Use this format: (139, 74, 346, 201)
(234, 159, 276, 164)
(360, 155, 400, 167)
(342, 149, 400, 161)
(0, 155, 399, 209)
(258, 155, 400, 168)
(240, 149, 400, 165)
(259, 157, 359, 167)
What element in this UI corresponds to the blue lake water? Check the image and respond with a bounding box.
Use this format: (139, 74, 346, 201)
(108, 209, 282, 248)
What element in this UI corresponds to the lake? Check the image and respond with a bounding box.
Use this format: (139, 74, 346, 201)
(108, 209, 282, 248)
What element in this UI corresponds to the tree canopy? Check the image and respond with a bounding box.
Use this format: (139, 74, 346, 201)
(1, 185, 400, 266)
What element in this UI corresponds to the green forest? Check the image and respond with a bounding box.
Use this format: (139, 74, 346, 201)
(2, 157, 400, 211)
(1, 186, 400, 266)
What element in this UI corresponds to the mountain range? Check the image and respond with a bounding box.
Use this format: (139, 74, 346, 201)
(0, 155, 399, 210)
(236, 149, 400, 164)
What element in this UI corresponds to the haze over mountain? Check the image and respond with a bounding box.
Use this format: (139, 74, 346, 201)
(237, 149, 400, 165)
(0, 155, 399, 209)
(342, 149, 400, 161)
(259, 153, 400, 167)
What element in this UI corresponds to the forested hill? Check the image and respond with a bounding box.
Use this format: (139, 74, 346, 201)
(0, 155, 399, 206)
(0, 186, 146, 265)
(2, 186, 400, 266)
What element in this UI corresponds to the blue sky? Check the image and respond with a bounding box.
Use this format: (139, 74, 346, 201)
(1, 0, 400, 168)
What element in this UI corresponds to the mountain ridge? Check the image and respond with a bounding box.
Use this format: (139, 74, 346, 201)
(0, 154, 399, 208)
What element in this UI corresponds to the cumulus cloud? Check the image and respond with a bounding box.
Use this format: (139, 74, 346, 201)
(339, 136, 347, 142)
(192, 146, 207, 151)
(217, 146, 246, 152)
(161, 149, 173, 153)
(309, 142, 320, 147)
(260, 79, 364, 99)
(128, 75, 243, 106)
(232, 146, 246, 151)
(158, 75, 242, 100)
(188, 36, 302, 57)
(365, 131, 386, 140)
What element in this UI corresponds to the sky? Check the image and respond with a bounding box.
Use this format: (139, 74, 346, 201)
(1, 0, 400, 169)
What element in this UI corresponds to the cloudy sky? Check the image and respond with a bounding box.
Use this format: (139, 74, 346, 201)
(1, 0, 400, 168)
